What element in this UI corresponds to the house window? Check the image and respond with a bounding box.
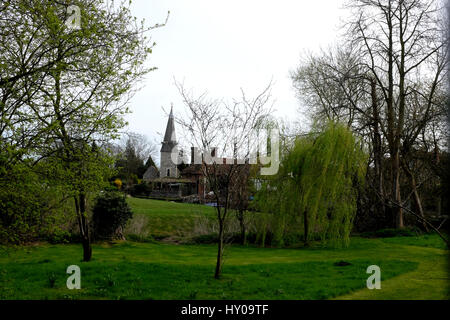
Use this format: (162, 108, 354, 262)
(167, 169, 170, 177)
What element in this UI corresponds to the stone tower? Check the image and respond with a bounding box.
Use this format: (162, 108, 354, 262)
(160, 105, 178, 178)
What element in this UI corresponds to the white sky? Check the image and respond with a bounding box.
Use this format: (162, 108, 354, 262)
(125, 0, 348, 147)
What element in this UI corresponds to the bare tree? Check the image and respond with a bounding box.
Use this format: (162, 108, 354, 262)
(346, 0, 447, 228)
(121, 132, 159, 165)
(292, 0, 448, 229)
(229, 163, 253, 245)
(175, 81, 273, 278)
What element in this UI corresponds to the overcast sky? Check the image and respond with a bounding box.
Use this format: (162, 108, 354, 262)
(124, 0, 348, 148)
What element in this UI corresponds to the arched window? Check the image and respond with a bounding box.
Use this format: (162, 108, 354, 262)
(167, 169, 170, 177)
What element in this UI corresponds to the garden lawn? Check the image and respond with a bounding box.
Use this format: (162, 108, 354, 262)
(0, 235, 448, 300)
(125, 197, 215, 239)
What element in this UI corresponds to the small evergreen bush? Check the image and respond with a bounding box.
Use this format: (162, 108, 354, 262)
(92, 191, 133, 240)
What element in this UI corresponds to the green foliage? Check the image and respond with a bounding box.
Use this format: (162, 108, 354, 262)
(46, 230, 80, 244)
(144, 156, 157, 170)
(129, 182, 152, 197)
(256, 122, 367, 247)
(92, 191, 133, 240)
(0, 154, 74, 244)
(1, 1, 163, 253)
(125, 234, 156, 243)
(360, 227, 422, 238)
(115, 139, 145, 185)
(0, 160, 44, 244)
(46, 143, 116, 199)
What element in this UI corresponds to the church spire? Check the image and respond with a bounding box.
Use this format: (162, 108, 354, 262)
(169, 103, 173, 118)
(160, 103, 179, 178)
(161, 103, 177, 152)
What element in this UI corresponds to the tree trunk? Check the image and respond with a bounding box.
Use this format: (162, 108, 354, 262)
(370, 77, 386, 221)
(214, 221, 224, 279)
(395, 2, 406, 229)
(403, 164, 428, 232)
(411, 182, 428, 232)
(75, 193, 92, 262)
(238, 210, 246, 245)
(393, 151, 404, 228)
(82, 236, 92, 261)
(303, 209, 309, 247)
(383, 0, 403, 229)
(436, 197, 441, 217)
(434, 143, 441, 217)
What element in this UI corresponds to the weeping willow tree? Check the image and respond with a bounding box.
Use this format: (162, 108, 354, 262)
(256, 122, 367, 247)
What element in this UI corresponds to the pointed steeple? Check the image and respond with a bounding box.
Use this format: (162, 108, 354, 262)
(161, 103, 177, 152)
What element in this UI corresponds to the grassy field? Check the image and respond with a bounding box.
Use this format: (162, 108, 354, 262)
(0, 198, 448, 300)
(124, 197, 216, 239)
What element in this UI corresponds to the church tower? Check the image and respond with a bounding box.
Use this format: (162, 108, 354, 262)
(160, 105, 178, 178)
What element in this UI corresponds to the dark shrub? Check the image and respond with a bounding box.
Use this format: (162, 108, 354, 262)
(46, 231, 81, 244)
(360, 227, 421, 238)
(92, 191, 133, 240)
(0, 159, 58, 244)
(129, 182, 152, 197)
(191, 233, 219, 244)
(126, 234, 156, 243)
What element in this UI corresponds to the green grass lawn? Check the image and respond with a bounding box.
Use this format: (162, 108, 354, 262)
(0, 236, 448, 300)
(125, 197, 216, 239)
(0, 198, 448, 300)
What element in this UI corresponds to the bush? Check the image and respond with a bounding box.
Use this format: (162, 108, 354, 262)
(129, 182, 152, 197)
(190, 232, 320, 247)
(191, 233, 219, 244)
(114, 178, 122, 189)
(360, 227, 421, 238)
(0, 160, 56, 244)
(126, 234, 156, 243)
(46, 231, 81, 244)
(92, 191, 133, 240)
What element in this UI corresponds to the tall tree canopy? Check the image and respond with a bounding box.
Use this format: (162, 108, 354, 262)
(291, 0, 448, 230)
(256, 122, 367, 247)
(0, 1, 167, 257)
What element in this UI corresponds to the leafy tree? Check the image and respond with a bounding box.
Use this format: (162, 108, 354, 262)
(0, 158, 47, 244)
(0, 155, 73, 244)
(120, 139, 145, 187)
(1, 1, 167, 260)
(144, 155, 157, 171)
(114, 133, 159, 186)
(257, 123, 367, 247)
